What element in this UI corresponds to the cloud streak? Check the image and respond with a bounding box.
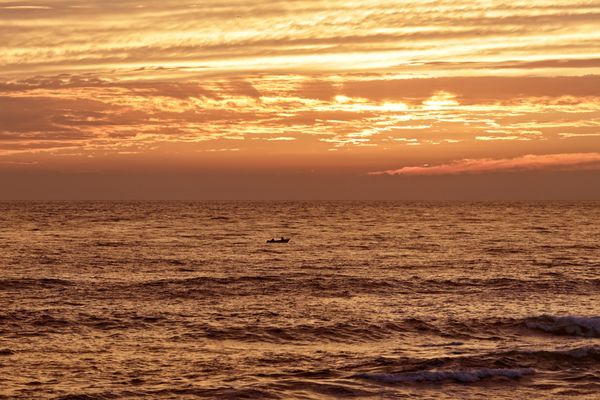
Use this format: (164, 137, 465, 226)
(371, 153, 600, 176)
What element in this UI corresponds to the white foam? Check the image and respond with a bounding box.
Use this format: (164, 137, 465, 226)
(525, 316, 600, 338)
(353, 368, 534, 384)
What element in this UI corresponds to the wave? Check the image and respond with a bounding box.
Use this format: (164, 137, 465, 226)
(1, 309, 448, 342)
(94, 241, 131, 247)
(131, 275, 600, 300)
(347, 345, 600, 375)
(524, 315, 600, 338)
(0, 348, 15, 356)
(352, 368, 534, 384)
(0, 278, 73, 290)
(145, 387, 281, 399)
(514, 345, 600, 362)
(0, 310, 168, 336)
(209, 216, 230, 221)
(177, 319, 446, 343)
(8, 310, 598, 343)
(56, 395, 111, 400)
(418, 277, 600, 293)
(436, 315, 600, 339)
(143, 275, 281, 287)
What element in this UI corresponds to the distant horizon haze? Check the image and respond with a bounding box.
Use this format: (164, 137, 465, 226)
(2, 170, 599, 201)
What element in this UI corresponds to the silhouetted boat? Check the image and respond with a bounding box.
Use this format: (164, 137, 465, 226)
(267, 238, 290, 243)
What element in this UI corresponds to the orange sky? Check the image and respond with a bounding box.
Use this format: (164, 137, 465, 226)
(1, 0, 599, 199)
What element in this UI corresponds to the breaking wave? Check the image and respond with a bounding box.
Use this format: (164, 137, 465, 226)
(353, 368, 535, 384)
(347, 345, 600, 375)
(524, 315, 600, 338)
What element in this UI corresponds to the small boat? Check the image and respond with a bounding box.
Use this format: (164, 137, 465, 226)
(266, 237, 290, 244)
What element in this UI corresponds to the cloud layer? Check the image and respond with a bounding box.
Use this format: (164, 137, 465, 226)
(0, 0, 598, 178)
(371, 153, 600, 175)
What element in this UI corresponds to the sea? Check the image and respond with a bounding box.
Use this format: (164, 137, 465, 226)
(0, 201, 599, 399)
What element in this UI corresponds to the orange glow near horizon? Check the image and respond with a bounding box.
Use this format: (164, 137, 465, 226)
(1, 0, 600, 194)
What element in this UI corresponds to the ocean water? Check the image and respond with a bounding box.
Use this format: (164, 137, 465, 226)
(0, 201, 599, 399)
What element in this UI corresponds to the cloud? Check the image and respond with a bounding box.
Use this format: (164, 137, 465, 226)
(266, 137, 296, 141)
(418, 58, 600, 71)
(1, 5, 53, 10)
(1, 1, 600, 166)
(371, 153, 600, 176)
(2, 0, 600, 77)
(0, 95, 113, 134)
(342, 75, 600, 103)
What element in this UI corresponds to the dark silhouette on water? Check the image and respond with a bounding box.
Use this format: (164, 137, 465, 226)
(267, 237, 290, 243)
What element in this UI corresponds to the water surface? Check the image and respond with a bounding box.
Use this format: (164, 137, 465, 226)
(1, 202, 599, 399)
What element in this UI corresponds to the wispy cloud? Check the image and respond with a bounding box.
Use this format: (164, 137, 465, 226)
(370, 153, 600, 176)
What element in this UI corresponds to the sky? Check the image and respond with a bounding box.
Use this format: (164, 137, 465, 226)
(1, 0, 599, 199)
